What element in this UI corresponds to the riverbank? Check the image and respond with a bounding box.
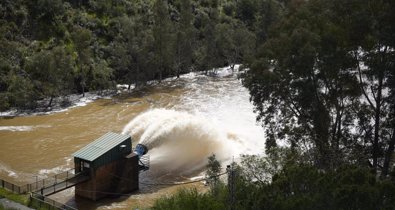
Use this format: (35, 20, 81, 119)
(0, 66, 241, 118)
(0, 90, 115, 118)
(0, 188, 30, 210)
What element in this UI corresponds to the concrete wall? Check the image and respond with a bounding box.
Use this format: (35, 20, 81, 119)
(75, 154, 139, 201)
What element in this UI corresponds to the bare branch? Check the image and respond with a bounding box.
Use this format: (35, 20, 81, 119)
(355, 52, 376, 110)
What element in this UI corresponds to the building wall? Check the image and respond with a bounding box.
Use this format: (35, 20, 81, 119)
(75, 154, 139, 200)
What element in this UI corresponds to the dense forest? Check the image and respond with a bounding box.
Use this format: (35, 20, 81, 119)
(1, 0, 395, 209)
(243, 0, 395, 178)
(150, 0, 395, 209)
(0, 0, 263, 111)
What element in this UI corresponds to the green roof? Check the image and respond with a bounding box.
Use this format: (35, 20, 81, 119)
(73, 132, 131, 162)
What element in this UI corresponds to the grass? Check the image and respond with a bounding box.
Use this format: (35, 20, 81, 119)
(0, 188, 29, 206)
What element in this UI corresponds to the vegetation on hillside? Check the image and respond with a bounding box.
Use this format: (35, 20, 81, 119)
(0, 0, 263, 111)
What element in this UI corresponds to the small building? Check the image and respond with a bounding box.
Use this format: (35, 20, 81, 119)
(72, 132, 139, 201)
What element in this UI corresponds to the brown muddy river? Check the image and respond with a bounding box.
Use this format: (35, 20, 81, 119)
(0, 68, 266, 209)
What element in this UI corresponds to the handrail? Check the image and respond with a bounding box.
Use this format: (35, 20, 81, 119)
(138, 154, 150, 171)
(30, 192, 77, 210)
(0, 169, 83, 210)
(38, 171, 90, 196)
(28, 169, 76, 192)
(0, 178, 29, 194)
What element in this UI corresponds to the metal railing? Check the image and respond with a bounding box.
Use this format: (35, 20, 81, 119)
(139, 155, 150, 171)
(0, 179, 29, 194)
(0, 169, 85, 210)
(30, 192, 77, 210)
(39, 171, 89, 196)
(28, 169, 77, 193)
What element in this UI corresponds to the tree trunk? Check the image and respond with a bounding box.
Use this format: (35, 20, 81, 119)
(313, 102, 331, 169)
(382, 129, 395, 177)
(373, 73, 383, 174)
(47, 96, 54, 108)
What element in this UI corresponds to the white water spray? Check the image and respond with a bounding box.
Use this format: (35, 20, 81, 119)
(122, 109, 240, 175)
(122, 67, 266, 176)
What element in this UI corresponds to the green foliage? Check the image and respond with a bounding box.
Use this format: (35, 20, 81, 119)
(236, 0, 257, 27)
(0, 0, 267, 111)
(242, 0, 395, 174)
(6, 70, 36, 109)
(258, 164, 395, 210)
(153, 0, 174, 81)
(0, 188, 29, 206)
(151, 188, 225, 210)
(25, 46, 74, 105)
(152, 151, 395, 210)
(206, 154, 222, 192)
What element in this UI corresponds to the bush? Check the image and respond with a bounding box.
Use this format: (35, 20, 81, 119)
(150, 188, 225, 210)
(150, 164, 395, 210)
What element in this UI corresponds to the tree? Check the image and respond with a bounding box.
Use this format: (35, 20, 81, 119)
(25, 46, 74, 107)
(236, 0, 257, 28)
(153, 0, 174, 81)
(351, 0, 395, 175)
(110, 14, 156, 88)
(152, 156, 395, 210)
(206, 154, 222, 193)
(28, 0, 66, 39)
(72, 27, 93, 97)
(216, 22, 255, 70)
(243, 0, 395, 175)
(201, 0, 221, 73)
(6, 70, 36, 109)
(243, 0, 365, 169)
(254, 0, 283, 43)
(89, 59, 113, 92)
(173, 0, 194, 77)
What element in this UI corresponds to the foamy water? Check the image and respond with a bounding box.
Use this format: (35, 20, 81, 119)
(122, 66, 266, 176)
(122, 109, 239, 175)
(0, 125, 52, 132)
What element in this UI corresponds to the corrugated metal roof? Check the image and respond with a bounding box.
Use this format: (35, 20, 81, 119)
(72, 132, 131, 162)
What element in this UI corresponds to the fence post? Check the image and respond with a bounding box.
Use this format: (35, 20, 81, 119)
(66, 171, 69, 188)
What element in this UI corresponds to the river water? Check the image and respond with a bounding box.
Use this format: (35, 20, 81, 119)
(0, 67, 266, 209)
